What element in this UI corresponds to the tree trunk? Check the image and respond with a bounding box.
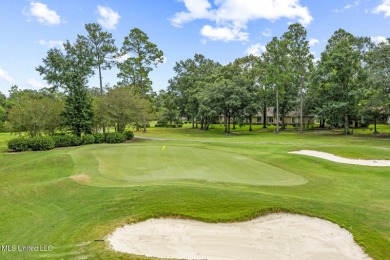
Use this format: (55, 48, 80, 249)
(281, 115, 285, 130)
(263, 103, 267, 128)
(275, 86, 279, 134)
(227, 112, 231, 133)
(249, 114, 253, 131)
(299, 89, 303, 133)
(374, 118, 377, 133)
(192, 116, 195, 129)
(201, 117, 204, 130)
(344, 113, 349, 135)
(224, 113, 227, 132)
(142, 115, 147, 133)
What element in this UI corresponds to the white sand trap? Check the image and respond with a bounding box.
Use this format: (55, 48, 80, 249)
(289, 150, 390, 167)
(108, 213, 371, 260)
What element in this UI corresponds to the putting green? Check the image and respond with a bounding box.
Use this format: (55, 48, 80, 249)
(68, 144, 307, 187)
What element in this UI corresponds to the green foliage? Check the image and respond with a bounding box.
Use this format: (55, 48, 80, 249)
(82, 134, 95, 145)
(36, 36, 95, 137)
(124, 130, 134, 140)
(102, 86, 149, 132)
(52, 135, 73, 148)
(70, 135, 83, 146)
(105, 132, 126, 143)
(93, 132, 105, 143)
(6, 93, 64, 137)
(83, 23, 117, 95)
(28, 136, 55, 151)
(62, 87, 94, 137)
(7, 137, 30, 152)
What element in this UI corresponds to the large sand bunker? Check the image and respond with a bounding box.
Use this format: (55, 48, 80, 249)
(108, 213, 371, 260)
(289, 150, 390, 167)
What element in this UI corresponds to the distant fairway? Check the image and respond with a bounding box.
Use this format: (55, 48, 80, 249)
(69, 144, 307, 187)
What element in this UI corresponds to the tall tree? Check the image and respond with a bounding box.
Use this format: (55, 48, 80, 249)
(362, 38, 390, 132)
(282, 23, 314, 132)
(168, 54, 220, 129)
(82, 23, 117, 95)
(314, 29, 370, 134)
(208, 63, 251, 133)
(263, 37, 290, 133)
(234, 55, 260, 131)
(117, 28, 164, 132)
(36, 37, 95, 136)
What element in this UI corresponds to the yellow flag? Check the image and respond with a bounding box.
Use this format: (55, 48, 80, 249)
(161, 145, 166, 151)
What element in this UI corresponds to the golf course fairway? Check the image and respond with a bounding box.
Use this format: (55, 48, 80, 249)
(69, 144, 307, 187)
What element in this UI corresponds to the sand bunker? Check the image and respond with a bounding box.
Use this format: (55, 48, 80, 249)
(289, 150, 390, 167)
(108, 213, 371, 260)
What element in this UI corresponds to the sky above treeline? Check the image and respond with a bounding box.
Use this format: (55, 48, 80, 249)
(0, 0, 389, 95)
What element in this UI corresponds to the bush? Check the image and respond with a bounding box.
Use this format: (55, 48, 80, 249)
(52, 135, 73, 147)
(8, 137, 30, 152)
(105, 132, 126, 143)
(28, 136, 55, 151)
(124, 130, 134, 140)
(82, 134, 95, 145)
(93, 133, 105, 143)
(70, 136, 82, 146)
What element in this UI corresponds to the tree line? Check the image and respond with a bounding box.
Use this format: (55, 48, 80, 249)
(0, 23, 388, 137)
(163, 24, 389, 134)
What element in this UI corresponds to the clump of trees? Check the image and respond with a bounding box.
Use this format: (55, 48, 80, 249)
(4, 23, 160, 140)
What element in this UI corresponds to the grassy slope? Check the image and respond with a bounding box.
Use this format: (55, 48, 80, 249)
(0, 127, 389, 259)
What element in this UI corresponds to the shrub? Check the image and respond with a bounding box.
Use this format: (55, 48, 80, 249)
(8, 137, 30, 152)
(82, 134, 95, 145)
(52, 135, 73, 147)
(70, 136, 82, 146)
(28, 136, 55, 151)
(105, 132, 126, 143)
(93, 133, 105, 143)
(124, 130, 134, 140)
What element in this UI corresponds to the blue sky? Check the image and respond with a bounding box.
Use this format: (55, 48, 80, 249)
(0, 0, 389, 95)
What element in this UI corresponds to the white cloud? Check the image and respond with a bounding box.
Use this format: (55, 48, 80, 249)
(262, 28, 272, 37)
(97, 5, 120, 30)
(371, 36, 387, 43)
(25, 1, 61, 25)
(113, 53, 130, 62)
(333, 0, 361, 13)
(171, 0, 313, 42)
(201, 25, 249, 41)
(246, 43, 266, 56)
(171, 0, 213, 27)
(0, 67, 14, 83)
(308, 38, 320, 46)
(26, 79, 48, 90)
(39, 39, 64, 49)
(372, 0, 390, 16)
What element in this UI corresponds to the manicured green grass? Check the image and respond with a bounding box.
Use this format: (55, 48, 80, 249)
(69, 144, 306, 187)
(0, 126, 389, 259)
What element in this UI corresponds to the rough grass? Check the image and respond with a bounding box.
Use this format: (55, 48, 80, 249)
(0, 126, 389, 259)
